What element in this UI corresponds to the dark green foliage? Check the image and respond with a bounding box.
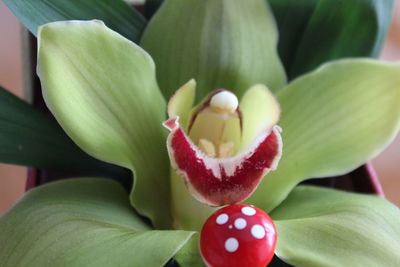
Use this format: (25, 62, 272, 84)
(4, 0, 146, 42)
(269, 0, 394, 79)
(0, 86, 128, 178)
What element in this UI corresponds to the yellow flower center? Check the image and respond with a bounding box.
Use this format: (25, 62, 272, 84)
(189, 91, 241, 158)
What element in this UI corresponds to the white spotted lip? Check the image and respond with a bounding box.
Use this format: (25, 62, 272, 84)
(200, 204, 277, 267)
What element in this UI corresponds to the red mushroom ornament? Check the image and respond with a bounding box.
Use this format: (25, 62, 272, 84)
(200, 204, 277, 267)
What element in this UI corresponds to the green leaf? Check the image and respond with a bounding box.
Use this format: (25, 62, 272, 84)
(0, 85, 126, 178)
(248, 59, 400, 212)
(141, 0, 286, 101)
(271, 186, 400, 266)
(3, 0, 146, 42)
(268, 0, 394, 79)
(37, 20, 171, 228)
(145, 0, 164, 19)
(0, 178, 194, 267)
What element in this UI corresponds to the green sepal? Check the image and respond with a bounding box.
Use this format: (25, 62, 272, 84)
(37, 20, 171, 228)
(141, 0, 286, 101)
(174, 233, 204, 267)
(248, 59, 400, 212)
(170, 169, 216, 231)
(0, 178, 194, 267)
(271, 186, 400, 266)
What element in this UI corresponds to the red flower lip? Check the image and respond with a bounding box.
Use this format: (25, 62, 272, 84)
(164, 117, 282, 206)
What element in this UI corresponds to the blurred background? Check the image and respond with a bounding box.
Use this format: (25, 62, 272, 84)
(1, 1, 400, 215)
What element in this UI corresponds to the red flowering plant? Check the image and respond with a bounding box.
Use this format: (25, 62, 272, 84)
(1, 0, 400, 266)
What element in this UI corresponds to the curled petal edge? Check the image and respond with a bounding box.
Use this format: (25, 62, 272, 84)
(164, 117, 283, 206)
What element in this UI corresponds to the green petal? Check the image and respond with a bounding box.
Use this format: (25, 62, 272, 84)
(269, 0, 394, 79)
(4, 0, 146, 42)
(37, 21, 171, 228)
(248, 59, 400, 212)
(167, 79, 196, 129)
(141, 0, 286, 101)
(0, 86, 125, 178)
(0, 178, 194, 267)
(271, 186, 400, 266)
(239, 84, 281, 149)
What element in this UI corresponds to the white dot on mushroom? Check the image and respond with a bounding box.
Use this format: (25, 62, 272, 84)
(234, 218, 247, 230)
(216, 213, 229, 225)
(251, 224, 266, 239)
(241, 206, 256, 216)
(224, 237, 239, 252)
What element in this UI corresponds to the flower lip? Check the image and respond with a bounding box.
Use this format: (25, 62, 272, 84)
(165, 85, 282, 206)
(164, 117, 282, 206)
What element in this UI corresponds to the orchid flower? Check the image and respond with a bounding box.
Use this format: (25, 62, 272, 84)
(164, 81, 282, 230)
(1, 0, 400, 266)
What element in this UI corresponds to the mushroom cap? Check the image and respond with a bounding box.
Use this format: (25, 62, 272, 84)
(200, 204, 277, 267)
